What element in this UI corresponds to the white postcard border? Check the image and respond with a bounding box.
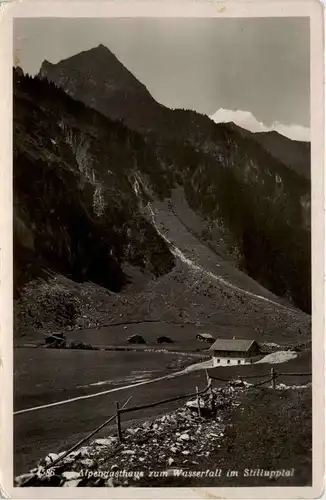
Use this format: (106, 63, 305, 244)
(0, 1, 324, 499)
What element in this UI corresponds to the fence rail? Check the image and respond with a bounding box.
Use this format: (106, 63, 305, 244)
(277, 372, 312, 376)
(43, 396, 132, 470)
(209, 368, 312, 390)
(119, 382, 210, 415)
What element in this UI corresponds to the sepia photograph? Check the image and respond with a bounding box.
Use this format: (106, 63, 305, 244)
(0, 1, 324, 497)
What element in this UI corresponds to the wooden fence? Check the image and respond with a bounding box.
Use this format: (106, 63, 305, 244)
(113, 368, 312, 442)
(209, 367, 312, 390)
(43, 379, 211, 470)
(43, 367, 311, 470)
(116, 380, 211, 441)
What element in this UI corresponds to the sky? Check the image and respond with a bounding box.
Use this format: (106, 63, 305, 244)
(14, 17, 310, 140)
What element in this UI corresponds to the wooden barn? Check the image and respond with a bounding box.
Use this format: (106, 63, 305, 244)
(196, 333, 215, 344)
(209, 338, 262, 366)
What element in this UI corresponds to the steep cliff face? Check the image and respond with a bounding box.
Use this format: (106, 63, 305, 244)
(24, 44, 311, 314)
(152, 125, 311, 312)
(13, 70, 175, 296)
(227, 124, 311, 180)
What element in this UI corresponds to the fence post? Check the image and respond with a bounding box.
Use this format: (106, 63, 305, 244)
(270, 368, 276, 390)
(205, 370, 215, 412)
(196, 386, 201, 417)
(116, 401, 123, 441)
(205, 370, 213, 396)
(206, 369, 214, 411)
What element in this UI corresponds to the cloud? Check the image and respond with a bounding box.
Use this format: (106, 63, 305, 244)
(210, 108, 310, 142)
(210, 108, 269, 133)
(269, 122, 310, 142)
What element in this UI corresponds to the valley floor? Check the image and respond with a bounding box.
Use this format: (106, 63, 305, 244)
(15, 381, 312, 488)
(14, 346, 311, 479)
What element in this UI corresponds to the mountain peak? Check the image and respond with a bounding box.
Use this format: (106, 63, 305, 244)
(40, 59, 53, 68)
(82, 43, 116, 58)
(14, 66, 24, 78)
(37, 45, 157, 127)
(39, 59, 54, 78)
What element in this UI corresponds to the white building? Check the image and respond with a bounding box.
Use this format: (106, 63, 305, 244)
(209, 338, 262, 366)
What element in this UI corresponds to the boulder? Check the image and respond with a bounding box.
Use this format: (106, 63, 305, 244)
(44, 451, 66, 465)
(95, 437, 116, 446)
(186, 398, 205, 409)
(178, 433, 190, 441)
(127, 427, 142, 435)
(80, 458, 94, 467)
(62, 471, 80, 481)
(79, 446, 91, 457)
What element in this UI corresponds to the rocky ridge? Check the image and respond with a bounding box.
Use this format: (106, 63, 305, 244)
(37, 47, 311, 313)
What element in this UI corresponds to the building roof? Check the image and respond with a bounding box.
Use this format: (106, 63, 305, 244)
(197, 333, 214, 339)
(209, 338, 256, 352)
